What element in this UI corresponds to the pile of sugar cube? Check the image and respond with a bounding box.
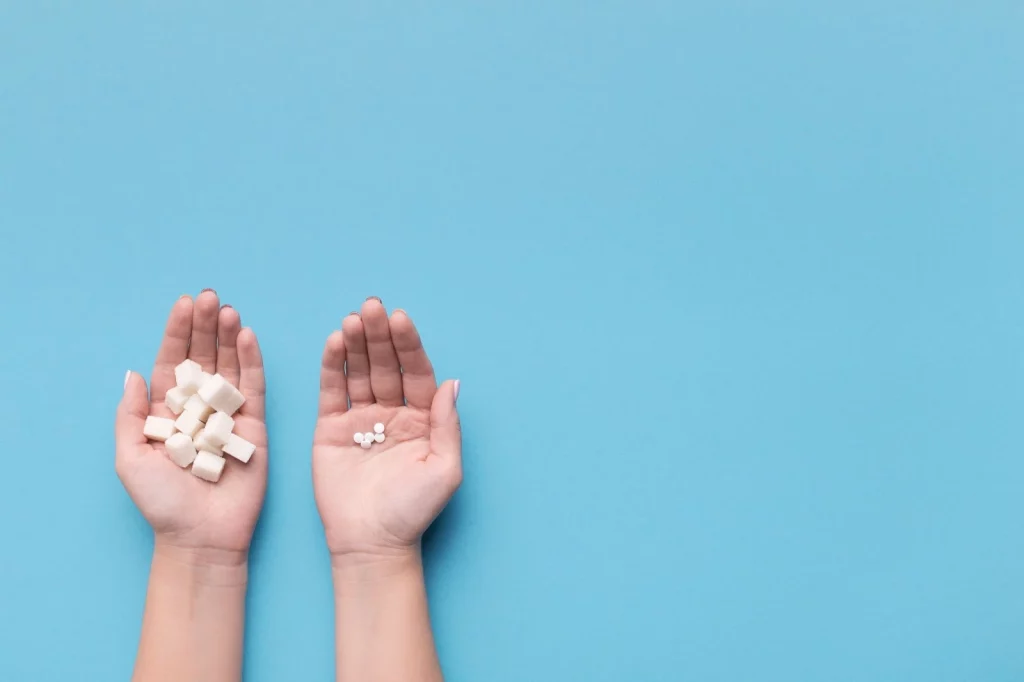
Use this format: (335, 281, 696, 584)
(141, 359, 255, 483)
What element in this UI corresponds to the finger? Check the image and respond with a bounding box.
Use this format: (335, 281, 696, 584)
(188, 289, 221, 373)
(215, 305, 242, 388)
(319, 330, 349, 416)
(151, 296, 194, 402)
(342, 314, 374, 407)
(116, 371, 150, 465)
(429, 379, 462, 467)
(389, 309, 437, 410)
(237, 327, 266, 420)
(361, 298, 404, 407)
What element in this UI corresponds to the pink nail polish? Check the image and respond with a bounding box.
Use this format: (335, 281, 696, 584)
(453, 379, 461, 404)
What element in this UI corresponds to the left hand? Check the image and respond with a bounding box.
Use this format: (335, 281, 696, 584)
(312, 298, 462, 561)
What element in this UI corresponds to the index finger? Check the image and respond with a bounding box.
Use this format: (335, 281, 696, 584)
(150, 296, 194, 409)
(237, 327, 265, 420)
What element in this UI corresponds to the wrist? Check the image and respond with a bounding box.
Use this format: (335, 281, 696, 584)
(152, 538, 249, 587)
(331, 545, 422, 584)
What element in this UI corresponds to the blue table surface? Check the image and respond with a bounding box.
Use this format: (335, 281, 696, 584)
(1, 3, 1021, 680)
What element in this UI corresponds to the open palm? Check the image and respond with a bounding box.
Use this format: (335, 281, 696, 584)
(115, 291, 268, 556)
(313, 298, 462, 557)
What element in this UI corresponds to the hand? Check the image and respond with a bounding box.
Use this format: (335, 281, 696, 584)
(115, 290, 268, 561)
(313, 298, 462, 561)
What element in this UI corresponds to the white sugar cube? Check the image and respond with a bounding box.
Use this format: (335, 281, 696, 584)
(199, 371, 212, 388)
(197, 373, 245, 416)
(165, 432, 198, 467)
(191, 451, 226, 482)
(222, 433, 255, 463)
(174, 359, 204, 395)
(143, 416, 176, 442)
(203, 411, 235, 447)
(194, 428, 223, 455)
(165, 386, 190, 415)
(183, 394, 214, 422)
(174, 410, 203, 438)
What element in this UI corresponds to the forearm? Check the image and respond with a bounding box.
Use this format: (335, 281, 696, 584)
(133, 542, 248, 682)
(332, 549, 443, 682)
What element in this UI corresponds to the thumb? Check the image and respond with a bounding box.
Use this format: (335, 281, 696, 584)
(116, 371, 150, 464)
(429, 379, 462, 467)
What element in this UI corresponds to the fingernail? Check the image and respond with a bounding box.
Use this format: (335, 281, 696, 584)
(453, 379, 461, 404)
(366, 296, 382, 303)
(179, 294, 191, 300)
(393, 308, 407, 316)
(222, 303, 233, 309)
(124, 370, 132, 390)
(201, 288, 216, 295)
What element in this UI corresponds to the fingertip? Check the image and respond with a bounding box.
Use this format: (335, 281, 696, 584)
(171, 295, 194, 315)
(196, 288, 220, 312)
(123, 369, 146, 392)
(325, 329, 346, 353)
(432, 379, 459, 415)
(237, 326, 259, 349)
(219, 304, 242, 329)
(342, 314, 364, 335)
(389, 308, 412, 329)
(443, 379, 460, 407)
(361, 297, 386, 317)
(120, 371, 149, 417)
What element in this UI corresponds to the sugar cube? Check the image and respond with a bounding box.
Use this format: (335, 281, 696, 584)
(197, 373, 245, 416)
(174, 359, 204, 395)
(192, 451, 226, 482)
(165, 386, 190, 415)
(203, 411, 235, 447)
(143, 416, 176, 442)
(222, 433, 255, 463)
(194, 428, 223, 455)
(174, 410, 203, 438)
(183, 394, 214, 422)
(165, 432, 198, 468)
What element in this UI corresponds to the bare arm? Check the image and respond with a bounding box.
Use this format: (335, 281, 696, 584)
(332, 551, 442, 682)
(115, 291, 268, 682)
(133, 545, 248, 682)
(312, 298, 462, 682)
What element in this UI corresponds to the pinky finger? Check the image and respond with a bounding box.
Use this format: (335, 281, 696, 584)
(237, 328, 266, 420)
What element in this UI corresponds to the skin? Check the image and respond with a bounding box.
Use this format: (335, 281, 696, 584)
(115, 290, 267, 682)
(113, 293, 459, 681)
(314, 297, 462, 682)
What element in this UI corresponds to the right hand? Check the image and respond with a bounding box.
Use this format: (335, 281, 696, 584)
(115, 290, 268, 562)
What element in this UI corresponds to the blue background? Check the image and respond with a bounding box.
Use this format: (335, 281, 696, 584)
(0, 2, 1021, 680)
